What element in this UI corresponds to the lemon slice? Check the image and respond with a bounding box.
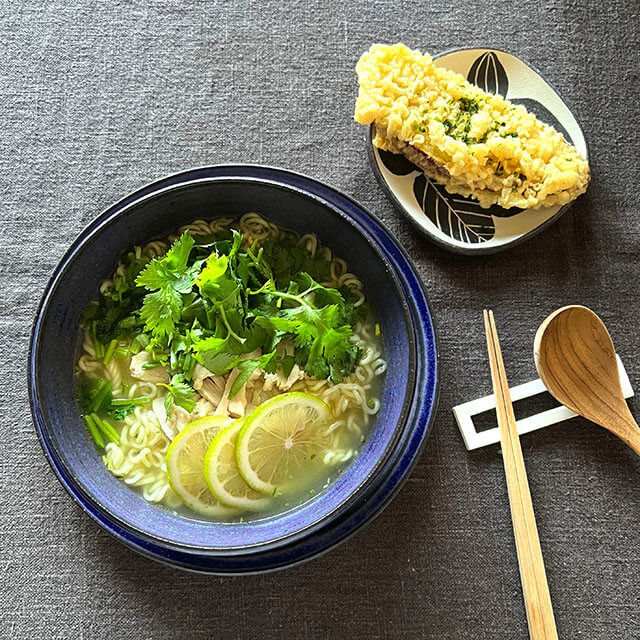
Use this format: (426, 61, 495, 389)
(203, 420, 271, 510)
(235, 392, 333, 496)
(166, 415, 237, 517)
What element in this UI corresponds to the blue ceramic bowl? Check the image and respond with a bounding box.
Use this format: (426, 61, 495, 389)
(29, 165, 438, 573)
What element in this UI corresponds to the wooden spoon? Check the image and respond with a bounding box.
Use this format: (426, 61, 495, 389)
(534, 305, 640, 455)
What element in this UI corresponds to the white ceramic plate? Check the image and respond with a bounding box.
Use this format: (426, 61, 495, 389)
(367, 48, 589, 254)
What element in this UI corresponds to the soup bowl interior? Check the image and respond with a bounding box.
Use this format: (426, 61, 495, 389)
(31, 176, 418, 551)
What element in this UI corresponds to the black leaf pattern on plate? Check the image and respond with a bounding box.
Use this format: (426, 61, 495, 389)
(413, 174, 496, 243)
(511, 98, 573, 143)
(467, 52, 509, 96)
(378, 148, 417, 175)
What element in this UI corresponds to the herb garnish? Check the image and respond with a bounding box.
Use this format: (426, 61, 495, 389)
(77, 377, 148, 421)
(458, 97, 480, 114)
(81, 226, 367, 404)
(440, 97, 482, 144)
(159, 373, 197, 414)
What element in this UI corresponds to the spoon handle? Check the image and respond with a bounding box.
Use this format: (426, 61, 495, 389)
(484, 311, 559, 640)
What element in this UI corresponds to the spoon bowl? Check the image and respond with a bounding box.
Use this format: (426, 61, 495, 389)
(534, 305, 640, 455)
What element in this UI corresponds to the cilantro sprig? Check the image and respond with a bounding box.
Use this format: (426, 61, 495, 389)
(159, 373, 197, 414)
(136, 232, 203, 339)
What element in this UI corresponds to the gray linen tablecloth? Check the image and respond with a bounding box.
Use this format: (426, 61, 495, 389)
(2, 1, 639, 638)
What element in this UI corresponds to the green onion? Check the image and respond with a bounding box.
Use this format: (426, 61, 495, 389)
(110, 396, 151, 406)
(141, 362, 160, 370)
(135, 333, 149, 348)
(184, 354, 196, 379)
(91, 413, 120, 444)
(102, 339, 118, 365)
(94, 340, 105, 359)
(91, 379, 111, 412)
(100, 419, 120, 443)
(84, 415, 104, 448)
(114, 345, 130, 359)
(128, 340, 142, 355)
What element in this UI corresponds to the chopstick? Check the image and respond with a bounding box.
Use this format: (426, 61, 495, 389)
(483, 310, 558, 640)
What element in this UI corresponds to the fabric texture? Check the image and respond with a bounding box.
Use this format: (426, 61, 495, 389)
(1, 1, 638, 638)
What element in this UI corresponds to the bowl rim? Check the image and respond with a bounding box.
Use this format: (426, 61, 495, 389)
(28, 164, 440, 573)
(366, 46, 590, 256)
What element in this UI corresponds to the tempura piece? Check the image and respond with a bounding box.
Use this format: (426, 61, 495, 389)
(355, 43, 590, 209)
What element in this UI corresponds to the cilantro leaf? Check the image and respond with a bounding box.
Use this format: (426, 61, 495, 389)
(139, 287, 183, 338)
(295, 273, 343, 307)
(159, 373, 197, 416)
(160, 231, 195, 272)
(302, 305, 356, 381)
(195, 253, 229, 298)
(192, 336, 239, 375)
(76, 382, 94, 414)
(109, 404, 136, 421)
(134, 261, 173, 291)
(280, 355, 295, 378)
(80, 250, 149, 344)
(251, 279, 357, 382)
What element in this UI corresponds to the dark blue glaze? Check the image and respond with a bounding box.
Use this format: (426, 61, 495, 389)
(28, 165, 438, 573)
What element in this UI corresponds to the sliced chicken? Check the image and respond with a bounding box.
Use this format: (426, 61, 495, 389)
(152, 395, 214, 441)
(263, 363, 305, 392)
(215, 369, 240, 417)
(192, 397, 214, 419)
(193, 362, 236, 408)
(228, 382, 248, 418)
(264, 340, 304, 390)
(198, 376, 227, 406)
(192, 350, 264, 415)
(192, 363, 214, 391)
(129, 352, 169, 384)
(152, 397, 168, 435)
(167, 404, 192, 439)
(229, 366, 264, 417)
(152, 396, 188, 440)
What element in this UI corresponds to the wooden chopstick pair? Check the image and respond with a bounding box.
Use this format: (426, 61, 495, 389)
(483, 310, 559, 640)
